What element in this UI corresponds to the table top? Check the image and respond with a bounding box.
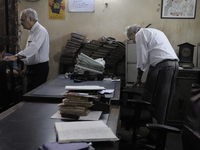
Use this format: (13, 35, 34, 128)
(23, 74, 121, 103)
(0, 75, 121, 150)
(0, 102, 120, 150)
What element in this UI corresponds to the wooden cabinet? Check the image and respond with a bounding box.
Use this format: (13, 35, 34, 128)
(168, 68, 200, 126)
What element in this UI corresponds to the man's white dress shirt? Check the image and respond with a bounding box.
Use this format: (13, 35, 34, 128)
(135, 28, 179, 72)
(18, 22, 49, 66)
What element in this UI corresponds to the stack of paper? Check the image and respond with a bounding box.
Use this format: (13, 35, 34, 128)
(74, 53, 105, 75)
(54, 120, 119, 143)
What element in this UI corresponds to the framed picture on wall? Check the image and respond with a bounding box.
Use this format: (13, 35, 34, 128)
(161, 0, 197, 19)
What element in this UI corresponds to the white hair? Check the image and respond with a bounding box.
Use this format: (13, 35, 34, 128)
(20, 8, 38, 22)
(124, 24, 141, 37)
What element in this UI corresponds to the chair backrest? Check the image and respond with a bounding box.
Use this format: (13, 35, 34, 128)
(0, 60, 8, 91)
(0, 60, 15, 111)
(184, 83, 200, 139)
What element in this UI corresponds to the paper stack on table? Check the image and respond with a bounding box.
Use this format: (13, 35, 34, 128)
(74, 53, 105, 75)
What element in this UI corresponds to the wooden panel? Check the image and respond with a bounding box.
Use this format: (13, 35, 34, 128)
(7, 0, 18, 36)
(7, 0, 18, 54)
(0, 0, 6, 36)
(0, 0, 18, 54)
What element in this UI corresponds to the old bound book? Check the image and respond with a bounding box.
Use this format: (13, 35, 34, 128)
(71, 37, 85, 44)
(90, 40, 103, 46)
(67, 40, 83, 46)
(66, 96, 89, 102)
(60, 99, 93, 107)
(70, 32, 87, 40)
(54, 120, 119, 143)
(59, 106, 91, 116)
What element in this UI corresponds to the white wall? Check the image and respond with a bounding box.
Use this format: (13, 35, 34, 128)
(18, 0, 200, 80)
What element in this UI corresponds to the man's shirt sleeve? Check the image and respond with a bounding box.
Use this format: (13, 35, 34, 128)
(136, 31, 149, 72)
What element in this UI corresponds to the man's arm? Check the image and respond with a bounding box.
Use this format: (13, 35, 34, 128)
(132, 68, 143, 87)
(3, 55, 25, 61)
(6, 69, 19, 75)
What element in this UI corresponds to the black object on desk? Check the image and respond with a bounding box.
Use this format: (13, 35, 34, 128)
(61, 113, 80, 120)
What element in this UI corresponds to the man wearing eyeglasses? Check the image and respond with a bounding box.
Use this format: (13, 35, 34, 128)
(4, 8, 49, 92)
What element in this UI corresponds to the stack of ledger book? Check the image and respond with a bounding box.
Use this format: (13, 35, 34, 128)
(58, 92, 98, 118)
(78, 40, 102, 57)
(60, 32, 87, 64)
(104, 42, 125, 65)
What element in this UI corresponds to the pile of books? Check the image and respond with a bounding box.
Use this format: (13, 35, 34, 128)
(60, 32, 87, 64)
(59, 33, 125, 75)
(90, 43, 117, 60)
(58, 92, 98, 117)
(78, 40, 102, 57)
(104, 42, 125, 65)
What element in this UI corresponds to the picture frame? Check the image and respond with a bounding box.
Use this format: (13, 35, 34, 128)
(161, 0, 197, 19)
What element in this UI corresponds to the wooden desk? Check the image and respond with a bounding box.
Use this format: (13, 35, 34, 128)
(0, 75, 121, 150)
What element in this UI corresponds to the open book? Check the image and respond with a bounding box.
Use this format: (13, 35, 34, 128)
(54, 120, 119, 143)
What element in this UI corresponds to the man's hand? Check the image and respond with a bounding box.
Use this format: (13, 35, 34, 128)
(132, 78, 141, 87)
(132, 68, 144, 88)
(21, 68, 26, 77)
(132, 80, 146, 88)
(140, 82, 146, 88)
(3, 55, 17, 61)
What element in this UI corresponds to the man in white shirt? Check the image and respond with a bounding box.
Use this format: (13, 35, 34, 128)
(4, 8, 49, 92)
(125, 24, 179, 124)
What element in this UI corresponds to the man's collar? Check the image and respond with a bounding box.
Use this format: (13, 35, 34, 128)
(29, 22, 39, 33)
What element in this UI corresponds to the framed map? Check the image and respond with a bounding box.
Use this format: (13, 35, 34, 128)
(161, 0, 197, 19)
